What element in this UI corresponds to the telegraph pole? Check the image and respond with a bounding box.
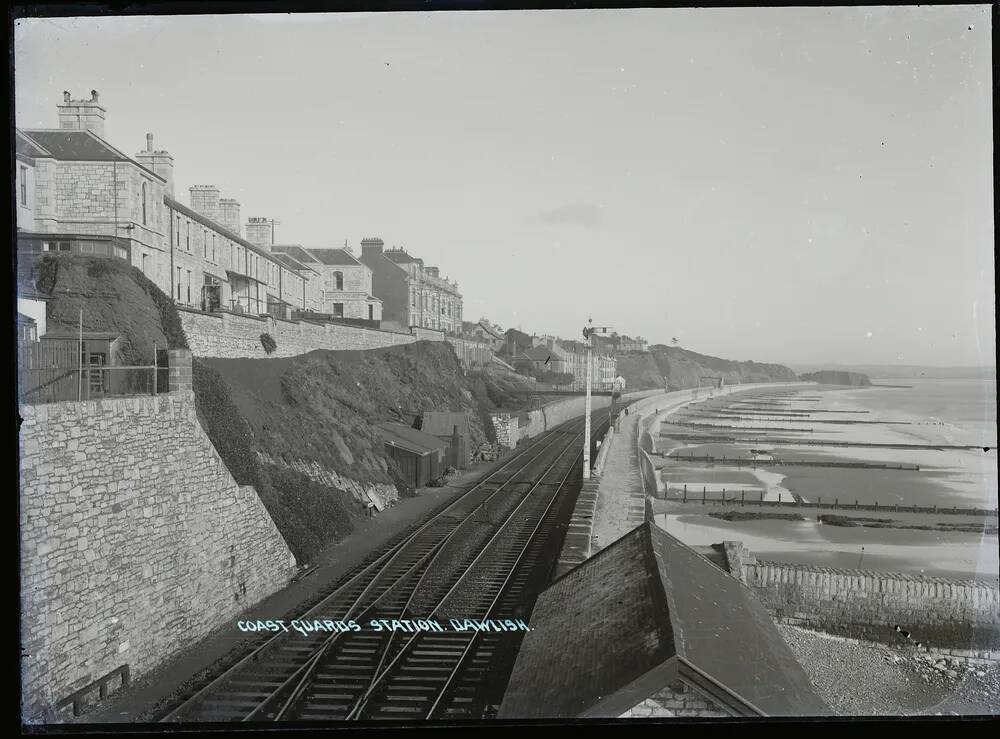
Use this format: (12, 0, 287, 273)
(582, 318, 613, 480)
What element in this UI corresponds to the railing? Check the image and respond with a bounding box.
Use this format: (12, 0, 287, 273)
(18, 364, 166, 405)
(54, 664, 130, 718)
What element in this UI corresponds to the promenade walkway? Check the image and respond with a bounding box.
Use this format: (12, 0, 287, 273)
(556, 382, 813, 577)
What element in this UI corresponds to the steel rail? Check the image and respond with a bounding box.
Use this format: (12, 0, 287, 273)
(343, 425, 588, 720)
(279, 420, 587, 721)
(423, 440, 585, 719)
(160, 425, 573, 722)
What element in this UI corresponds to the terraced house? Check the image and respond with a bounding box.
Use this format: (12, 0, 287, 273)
(15, 91, 324, 321)
(360, 238, 463, 334)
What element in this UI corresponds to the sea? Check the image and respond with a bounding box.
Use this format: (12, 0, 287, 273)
(658, 374, 999, 579)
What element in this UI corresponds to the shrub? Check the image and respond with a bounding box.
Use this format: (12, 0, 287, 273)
(260, 332, 277, 354)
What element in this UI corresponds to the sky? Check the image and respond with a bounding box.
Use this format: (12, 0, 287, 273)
(13, 6, 995, 367)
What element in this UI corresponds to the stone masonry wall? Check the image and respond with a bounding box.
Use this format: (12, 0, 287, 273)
(179, 307, 416, 358)
(618, 680, 730, 718)
(491, 414, 519, 449)
(19, 391, 297, 719)
(724, 542, 1000, 653)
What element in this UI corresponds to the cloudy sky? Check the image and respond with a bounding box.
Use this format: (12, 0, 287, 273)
(14, 7, 994, 367)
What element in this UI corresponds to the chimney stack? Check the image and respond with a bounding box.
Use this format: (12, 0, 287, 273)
(189, 185, 221, 223)
(135, 132, 175, 196)
(246, 217, 274, 249)
(218, 199, 241, 236)
(57, 89, 107, 139)
(360, 236, 385, 259)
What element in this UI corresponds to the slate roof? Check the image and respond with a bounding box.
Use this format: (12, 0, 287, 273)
(16, 130, 51, 159)
(420, 411, 469, 437)
(271, 245, 323, 265)
(270, 252, 320, 275)
(498, 522, 831, 719)
(383, 249, 421, 264)
(306, 248, 362, 266)
(376, 422, 447, 455)
(521, 345, 562, 363)
(18, 129, 163, 180)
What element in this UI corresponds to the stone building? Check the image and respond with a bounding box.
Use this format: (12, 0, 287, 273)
(16, 91, 170, 286)
(163, 197, 309, 317)
(499, 522, 831, 719)
(15, 90, 315, 321)
(360, 237, 463, 333)
(272, 245, 381, 321)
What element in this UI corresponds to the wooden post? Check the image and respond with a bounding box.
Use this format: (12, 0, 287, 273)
(741, 490, 745, 506)
(683, 485, 687, 503)
(702, 487, 706, 504)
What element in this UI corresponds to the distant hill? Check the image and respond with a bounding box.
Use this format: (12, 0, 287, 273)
(617, 345, 798, 391)
(799, 370, 872, 387)
(788, 364, 996, 380)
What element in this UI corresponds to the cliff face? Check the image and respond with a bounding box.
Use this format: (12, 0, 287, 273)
(613, 345, 798, 391)
(799, 370, 872, 386)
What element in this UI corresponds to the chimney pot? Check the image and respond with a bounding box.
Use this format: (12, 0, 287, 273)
(91, 89, 99, 102)
(63, 91, 71, 102)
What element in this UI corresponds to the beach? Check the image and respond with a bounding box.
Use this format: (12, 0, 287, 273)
(653, 378, 998, 579)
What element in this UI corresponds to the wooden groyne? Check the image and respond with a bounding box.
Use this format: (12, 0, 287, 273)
(665, 453, 920, 471)
(657, 432, 993, 452)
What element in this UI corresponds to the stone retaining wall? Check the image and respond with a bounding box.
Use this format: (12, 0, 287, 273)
(724, 541, 1000, 653)
(19, 390, 296, 719)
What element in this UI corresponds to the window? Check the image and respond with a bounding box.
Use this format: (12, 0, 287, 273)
(59, 242, 71, 252)
(141, 253, 149, 275)
(212, 233, 216, 262)
(411, 290, 416, 307)
(333, 303, 344, 318)
(368, 304, 374, 321)
(20, 166, 27, 205)
(177, 267, 182, 300)
(333, 271, 344, 290)
(141, 182, 147, 225)
(186, 222, 190, 251)
(187, 271, 192, 303)
(176, 216, 181, 247)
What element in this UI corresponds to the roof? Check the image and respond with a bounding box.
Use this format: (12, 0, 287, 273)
(498, 522, 675, 719)
(376, 422, 447, 455)
(477, 320, 505, 340)
(19, 129, 163, 181)
(306, 248, 362, 266)
(498, 522, 831, 719)
(271, 245, 323, 265)
(165, 196, 283, 267)
(420, 412, 469, 437)
(270, 252, 320, 275)
(521, 345, 563, 363)
(383, 249, 421, 264)
(16, 130, 51, 159)
(17, 313, 36, 326)
(42, 329, 120, 341)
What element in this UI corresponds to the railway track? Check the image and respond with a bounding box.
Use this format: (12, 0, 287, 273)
(161, 412, 603, 722)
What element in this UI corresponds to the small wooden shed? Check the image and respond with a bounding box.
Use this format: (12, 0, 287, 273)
(377, 422, 448, 490)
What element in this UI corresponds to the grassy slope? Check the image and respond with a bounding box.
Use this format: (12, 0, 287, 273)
(28, 254, 188, 361)
(195, 343, 534, 562)
(613, 345, 798, 391)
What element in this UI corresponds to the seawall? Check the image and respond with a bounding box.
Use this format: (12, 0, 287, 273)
(724, 542, 1000, 655)
(19, 378, 297, 719)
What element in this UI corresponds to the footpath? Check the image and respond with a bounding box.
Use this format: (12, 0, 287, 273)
(556, 382, 813, 577)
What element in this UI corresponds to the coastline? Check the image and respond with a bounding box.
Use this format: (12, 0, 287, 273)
(654, 380, 998, 578)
